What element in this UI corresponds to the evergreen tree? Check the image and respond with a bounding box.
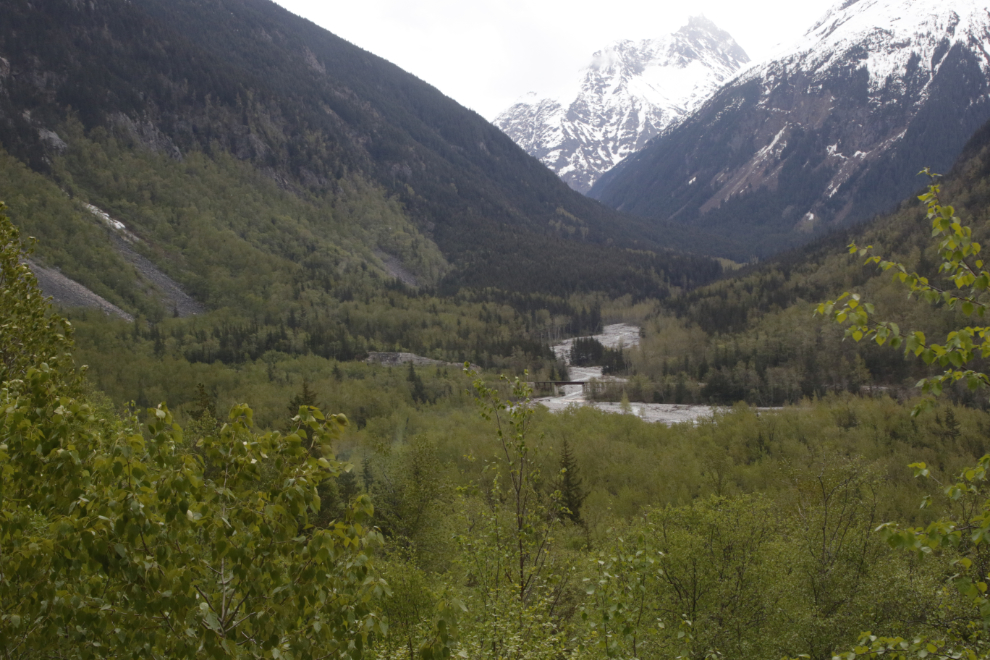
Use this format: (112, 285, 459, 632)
(192, 383, 216, 421)
(338, 470, 360, 509)
(674, 374, 688, 404)
(362, 456, 374, 491)
(559, 440, 586, 525)
(407, 362, 427, 404)
(287, 378, 318, 416)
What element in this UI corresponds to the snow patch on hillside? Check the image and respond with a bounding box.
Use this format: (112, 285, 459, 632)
(85, 204, 142, 244)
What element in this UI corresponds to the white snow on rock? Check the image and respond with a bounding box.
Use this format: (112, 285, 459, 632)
(494, 17, 749, 193)
(83, 203, 205, 317)
(597, 0, 990, 239)
(738, 0, 990, 106)
(84, 204, 142, 243)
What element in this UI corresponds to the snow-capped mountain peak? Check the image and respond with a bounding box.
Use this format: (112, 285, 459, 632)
(494, 17, 750, 193)
(588, 0, 990, 260)
(755, 0, 990, 97)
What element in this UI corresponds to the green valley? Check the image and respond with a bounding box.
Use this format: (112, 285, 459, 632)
(5, 0, 990, 658)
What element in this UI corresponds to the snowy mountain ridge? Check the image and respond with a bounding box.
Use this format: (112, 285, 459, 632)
(494, 17, 749, 193)
(746, 0, 990, 101)
(589, 0, 990, 260)
(721, 0, 990, 221)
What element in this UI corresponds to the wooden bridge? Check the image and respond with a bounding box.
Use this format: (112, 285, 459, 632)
(529, 381, 588, 396)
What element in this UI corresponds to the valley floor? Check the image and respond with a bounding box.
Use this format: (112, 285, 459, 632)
(539, 322, 730, 424)
(534, 394, 725, 424)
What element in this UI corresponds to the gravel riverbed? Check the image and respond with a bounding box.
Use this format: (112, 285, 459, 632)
(539, 323, 729, 425)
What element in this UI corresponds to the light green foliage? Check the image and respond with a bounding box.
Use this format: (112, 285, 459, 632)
(580, 532, 663, 659)
(815, 173, 990, 659)
(466, 370, 562, 604)
(415, 590, 468, 660)
(1, 390, 386, 659)
(367, 434, 454, 568)
(646, 496, 781, 658)
(0, 151, 150, 315)
(14, 153, 990, 658)
(775, 460, 934, 660)
(831, 631, 985, 660)
(851, 456, 990, 659)
(52, 119, 448, 306)
(68, 295, 558, 420)
(374, 558, 436, 659)
(579, 470, 935, 660)
(442, 372, 571, 659)
(0, 203, 78, 390)
(0, 208, 387, 658)
(819, 170, 990, 409)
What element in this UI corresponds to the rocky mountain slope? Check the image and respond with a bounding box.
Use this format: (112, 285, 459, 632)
(590, 0, 990, 260)
(494, 17, 749, 194)
(0, 0, 725, 311)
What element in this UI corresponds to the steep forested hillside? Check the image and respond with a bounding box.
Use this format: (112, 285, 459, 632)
(0, 0, 723, 303)
(606, 117, 990, 407)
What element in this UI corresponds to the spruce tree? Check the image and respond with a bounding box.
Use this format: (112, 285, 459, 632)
(559, 440, 586, 525)
(362, 456, 374, 491)
(407, 362, 427, 404)
(192, 383, 216, 421)
(338, 470, 359, 508)
(287, 378, 318, 416)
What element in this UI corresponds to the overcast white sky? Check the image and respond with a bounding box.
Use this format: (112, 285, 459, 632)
(272, 0, 838, 120)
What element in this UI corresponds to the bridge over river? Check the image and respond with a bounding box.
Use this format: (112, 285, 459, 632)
(537, 323, 727, 425)
(530, 381, 591, 396)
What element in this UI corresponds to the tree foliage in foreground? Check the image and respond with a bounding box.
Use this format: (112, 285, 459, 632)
(821, 170, 990, 408)
(0, 201, 77, 391)
(0, 205, 387, 658)
(820, 172, 990, 659)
